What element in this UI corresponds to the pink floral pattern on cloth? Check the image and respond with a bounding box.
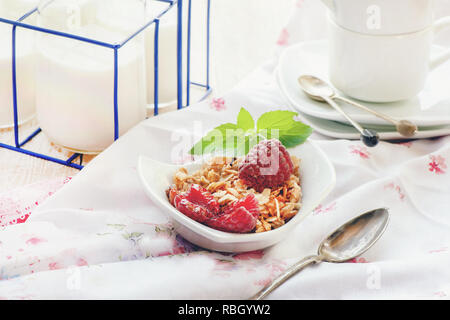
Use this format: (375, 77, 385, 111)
(348, 257, 368, 263)
(233, 250, 265, 261)
(349, 145, 371, 159)
(429, 247, 448, 254)
(296, 0, 305, 8)
(276, 28, 289, 46)
(253, 260, 288, 287)
(0, 177, 72, 228)
(384, 182, 406, 201)
(0, 207, 288, 291)
(210, 97, 226, 111)
(313, 202, 337, 216)
(172, 153, 195, 165)
(428, 155, 447, 175)
(434, 291, 447, 298)
(25, 237, 47, 246)
(399, 141, 413, 148)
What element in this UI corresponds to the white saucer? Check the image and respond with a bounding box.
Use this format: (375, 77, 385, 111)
(276, 68, 450, 140)
(278, 40, 450, 127)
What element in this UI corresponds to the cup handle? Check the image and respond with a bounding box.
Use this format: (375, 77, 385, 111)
(430, 16, 450, 70)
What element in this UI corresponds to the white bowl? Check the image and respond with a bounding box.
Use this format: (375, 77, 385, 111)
(138, 140, 336, 252)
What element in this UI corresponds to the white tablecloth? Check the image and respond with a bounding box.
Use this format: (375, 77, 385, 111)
(0, 0, 450, 299)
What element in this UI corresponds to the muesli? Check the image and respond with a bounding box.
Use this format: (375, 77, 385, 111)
(166, 139, 302, 233)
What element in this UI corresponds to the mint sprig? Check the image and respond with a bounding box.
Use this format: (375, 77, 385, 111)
(236, 108, 255, 131)
(189, 108, 312, 156)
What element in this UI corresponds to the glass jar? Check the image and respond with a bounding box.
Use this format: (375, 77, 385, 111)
(143, 1, 178, 109)
(96, 0, 181, 110)
(0, 0, 38, 128)
(36, 0, 147, 153)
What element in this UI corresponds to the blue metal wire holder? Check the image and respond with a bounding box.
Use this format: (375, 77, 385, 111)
(0, 0, 212, 170)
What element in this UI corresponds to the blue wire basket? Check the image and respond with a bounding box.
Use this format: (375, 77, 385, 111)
(0, 0, 211, 170)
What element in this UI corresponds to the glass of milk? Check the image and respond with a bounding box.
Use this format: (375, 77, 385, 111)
(36, 0, 147, 153)
(0, 0, 39, 20)
(96, 0, 180, 111)
(0, 0, 38, 128)
(143, 1, 178, 109)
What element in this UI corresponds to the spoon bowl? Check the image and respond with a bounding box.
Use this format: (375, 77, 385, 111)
(396, 120, 418, 138)
(298, 75, 380, 147)
(298, 75, 335, 102)
(318, 208, 389, 262)
(252, 207, 390, 299)
(298, 75, 335, 100)
(298, 75, 418, 138)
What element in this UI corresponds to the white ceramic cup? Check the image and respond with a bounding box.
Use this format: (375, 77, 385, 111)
(323, 0, 435, 36)
(329, 16, 450, 102)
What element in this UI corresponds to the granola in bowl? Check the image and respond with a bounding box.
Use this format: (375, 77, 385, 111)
(166, 139, 302, 234)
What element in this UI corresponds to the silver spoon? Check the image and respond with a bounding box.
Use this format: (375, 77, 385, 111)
(298, 75, 380, 147)
(251, 207, 390, 300)
(298, 75, 418, 138)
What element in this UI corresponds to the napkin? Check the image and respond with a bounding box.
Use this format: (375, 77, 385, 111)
(0, 177, 72, 228)
(1, 0, 450, 299)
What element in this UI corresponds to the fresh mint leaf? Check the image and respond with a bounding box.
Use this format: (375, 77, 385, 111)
(189, 123, 238, 155)
(189, 108, 313, 156)
(257, 110, 312, 149)
(258, 127, 282, 141)
(237, 107, 255, 131)
(222, 128, 246, 155)
(279, 121, 313, 148)
(256, 110, 298, 131)
(234, 133, 262, 156)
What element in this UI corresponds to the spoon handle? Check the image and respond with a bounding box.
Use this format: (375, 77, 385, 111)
(250, 255, 321, 300)
(334, 95, 398, 125)
(321, 96, 365, 134)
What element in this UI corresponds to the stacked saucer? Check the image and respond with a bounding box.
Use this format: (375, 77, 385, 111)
(276, 41, 450, 140)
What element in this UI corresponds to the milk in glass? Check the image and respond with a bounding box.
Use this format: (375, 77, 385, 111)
(0, 0, 38, 128)
(96, 0, 179, 108)
(36, 0, 147, 153)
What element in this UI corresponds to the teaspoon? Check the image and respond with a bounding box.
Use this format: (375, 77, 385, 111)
(298, 75, 418, 138)
(251, 207, 390, 300)
(298, 75, 380, 147)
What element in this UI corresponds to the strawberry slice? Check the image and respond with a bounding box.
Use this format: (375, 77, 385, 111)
(171, 184, 220, 224)
(173, 195, 215, 223)
(167, 187, 179, 206)
(168, 186, 259, 233)
(185, 184, 220, 215)
(207, 206, 257, 233)
(224, 194, 260, 218)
